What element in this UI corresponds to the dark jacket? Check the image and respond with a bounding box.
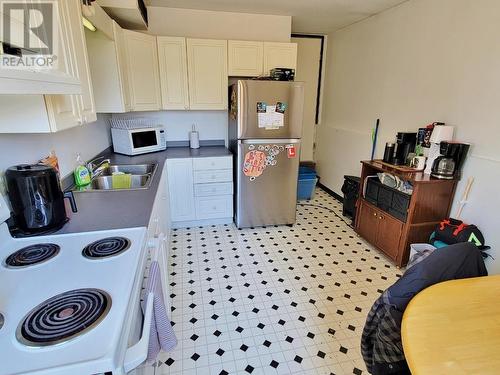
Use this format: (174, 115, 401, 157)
(361, 242, 488, 374)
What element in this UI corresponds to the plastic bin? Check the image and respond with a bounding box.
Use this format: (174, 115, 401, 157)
(297, 167, 318, 200)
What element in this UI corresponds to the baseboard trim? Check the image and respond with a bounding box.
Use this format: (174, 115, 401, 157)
(171, 217, 233, 229)
(317, 182, 343, 203)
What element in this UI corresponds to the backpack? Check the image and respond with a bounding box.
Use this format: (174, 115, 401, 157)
(430, 218, 485, 247)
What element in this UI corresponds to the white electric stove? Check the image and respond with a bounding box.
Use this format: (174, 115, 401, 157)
(0, 195, 152, 375)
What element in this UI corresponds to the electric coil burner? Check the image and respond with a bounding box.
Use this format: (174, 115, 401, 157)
(82, 237, 131, 259)
(16, 288, 111, 347)
(5, 244, 60, 268)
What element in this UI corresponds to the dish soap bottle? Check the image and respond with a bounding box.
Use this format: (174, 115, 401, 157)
(74, 153, 91, 187)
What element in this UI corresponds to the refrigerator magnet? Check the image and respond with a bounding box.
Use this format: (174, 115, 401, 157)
(243, 150, 266, 179)
(286, 145, 297, 158)
(275, 102, 287, 113)
(257, 102, 267, 113)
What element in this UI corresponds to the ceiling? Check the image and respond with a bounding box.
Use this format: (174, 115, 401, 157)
(147, 0, 409, 33)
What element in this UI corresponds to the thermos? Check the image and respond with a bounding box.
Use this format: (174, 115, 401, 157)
(189, 124, 200, 149)
(383, 142, 395, 164)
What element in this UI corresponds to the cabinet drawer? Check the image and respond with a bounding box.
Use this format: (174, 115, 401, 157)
(194, 169, 232, 183)
(194, 182, 233, 197)
(195, 195, 233, 219)
(193, 157, 232, 171)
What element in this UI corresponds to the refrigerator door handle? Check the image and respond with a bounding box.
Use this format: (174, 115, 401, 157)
(240, 139, 301, 144)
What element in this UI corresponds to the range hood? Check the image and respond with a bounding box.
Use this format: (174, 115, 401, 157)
(97, 0, 148, 30)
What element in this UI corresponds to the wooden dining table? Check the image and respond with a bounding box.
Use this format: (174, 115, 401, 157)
(401, 275, 500, 375)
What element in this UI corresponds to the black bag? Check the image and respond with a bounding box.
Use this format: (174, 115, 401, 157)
(431, 218, 485, 247)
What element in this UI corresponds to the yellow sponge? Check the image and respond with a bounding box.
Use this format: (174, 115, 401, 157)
(112, 173, 132, 189)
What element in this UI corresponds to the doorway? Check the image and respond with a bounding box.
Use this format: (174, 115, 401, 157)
(291, 34, 325, 162)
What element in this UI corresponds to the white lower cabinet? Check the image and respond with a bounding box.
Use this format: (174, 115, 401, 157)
(148, 164, 170, 241)
(194, 182, 233, 196)
(193, 169, 233, 184)
(167, 158, 196, 222)
(167, 156, 233, 227)
(195, 195, 233, 220)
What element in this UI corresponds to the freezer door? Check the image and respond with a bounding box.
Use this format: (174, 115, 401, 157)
(236, 80, 304, 139)
(236, 139, 301, 228)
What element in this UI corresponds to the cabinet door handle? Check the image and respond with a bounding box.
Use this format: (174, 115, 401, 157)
(373, 212, 377, 217)
(378, 215, 383, 220)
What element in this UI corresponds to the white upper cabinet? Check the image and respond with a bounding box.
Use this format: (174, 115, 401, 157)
(187, 38, 228, 110)
(66, 0, 95, 124)
(113, 21, 132, 111)
(157, 36, 189, 110)
(44, 0, 95, 131)
(263, 42, 298, 75)
(0, 0, 81, 94)
(85, 20, 131, 113)
(123, 30, 161, 111)
(0, 0, 96, 133)
(228, 40, 264, 77)
(113, 22, 131, 111)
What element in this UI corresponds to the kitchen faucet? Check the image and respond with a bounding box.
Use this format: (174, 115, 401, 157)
(87, 157, 111, 178)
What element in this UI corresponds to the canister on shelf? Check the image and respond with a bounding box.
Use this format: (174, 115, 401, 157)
(383, 142, 395, 164)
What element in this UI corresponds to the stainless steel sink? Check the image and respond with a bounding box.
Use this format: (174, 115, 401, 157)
(74, 163, 157, 192)
(100, 164, 157, 176)
(91, 174, 151, 190)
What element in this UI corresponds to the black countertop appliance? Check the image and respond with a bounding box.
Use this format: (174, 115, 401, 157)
(5, 164, 77, 236)
(431, 141, 470, 179)
(393, 132, 417, 165)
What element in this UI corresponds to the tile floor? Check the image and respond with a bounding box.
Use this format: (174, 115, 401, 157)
(153, 188, 401, 375)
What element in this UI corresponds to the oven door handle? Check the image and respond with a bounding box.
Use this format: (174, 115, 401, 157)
(123, 291, 154, 372)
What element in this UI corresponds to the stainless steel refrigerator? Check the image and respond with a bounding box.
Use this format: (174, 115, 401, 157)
(228, 80, 305, 228)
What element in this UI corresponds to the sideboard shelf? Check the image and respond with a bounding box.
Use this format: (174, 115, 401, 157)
(354, 160, 458, 266)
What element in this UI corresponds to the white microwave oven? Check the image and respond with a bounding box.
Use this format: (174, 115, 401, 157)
(111, 125, 166, 155)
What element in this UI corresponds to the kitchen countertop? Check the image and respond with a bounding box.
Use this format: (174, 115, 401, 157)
(58, 146, 231, 234)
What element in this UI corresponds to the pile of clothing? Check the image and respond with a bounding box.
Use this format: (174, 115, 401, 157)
(360, 242, 487, 375)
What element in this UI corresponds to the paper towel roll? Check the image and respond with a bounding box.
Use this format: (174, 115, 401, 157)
(189, 131, 200, 149)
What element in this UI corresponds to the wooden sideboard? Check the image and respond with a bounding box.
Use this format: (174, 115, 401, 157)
(354, 160, 458, 267)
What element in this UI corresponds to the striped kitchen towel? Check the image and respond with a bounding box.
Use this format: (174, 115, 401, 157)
(143, 260, 177, 362)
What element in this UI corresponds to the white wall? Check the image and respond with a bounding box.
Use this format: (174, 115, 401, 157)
(147, 7, 291, 42)
(0, 114, 111, 182)
(291, 36, 323, 162)
(317, 0, 500, 273)
(112, 111, 227, 143)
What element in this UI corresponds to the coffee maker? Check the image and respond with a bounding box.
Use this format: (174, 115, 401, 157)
(431, 141, 470, 179)
(393, 132, 417, 165)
